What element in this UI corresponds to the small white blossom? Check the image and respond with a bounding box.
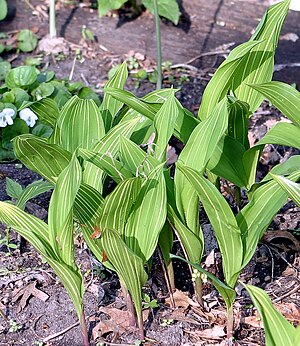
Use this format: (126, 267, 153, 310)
(0, 108, 15, 127)
(19, 108, 38, 127)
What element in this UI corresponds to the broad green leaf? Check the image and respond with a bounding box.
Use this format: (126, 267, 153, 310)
(17, 29, 38, 52)
(48, 154, 82, 267)
(100, 177, 142, 232)
(97, 0, 127, 16)
(177, 164, 242, 287)
(175, 98, 228, 232)
(154, 91, 179, 161)
(124, 165, 167, 262)
(167, 203, 203, 264)
(100, 61, 128, 131)
(207, 135, 247, 187)
(233, 0, 291, 113)
(17, 180, 53, 210)
(243, 122, 300, 188)
(0, 202, 84, 319)
(57, 96, 105, 153)
(5, 66, 37, 89)
(106, 87, 199, 143)
(228, 97, 250, 149)
(0, 0, 7, 20)
(248, 81, 300, 127)
(28, 98, 59, 127)
(13, 135, 72, 184)
(119, 136, 158, 176)
(82, 117, 140, 192)
(158, 222, 174, 266)
(237, 170, 300, 269)
(171, 254, 236, 310)
(262, 155, 300, 182)
(142, 0, 180, 24)
(100, 228, 148, 326)
(270, 174, 300, 207)
(243, 284, 295, 346)
(79, 148, 133, 184)
(5, 177, 23, 200)
(198, 41, 261, 119)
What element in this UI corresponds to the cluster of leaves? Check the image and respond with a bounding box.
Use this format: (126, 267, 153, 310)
(97, 0, 180, 25)
(0, 29, 38, 55)
(0, 0, 299, 345)
(0, 64, 100, 161)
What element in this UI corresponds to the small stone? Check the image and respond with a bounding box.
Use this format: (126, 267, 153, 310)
(264, 276, 271, 282)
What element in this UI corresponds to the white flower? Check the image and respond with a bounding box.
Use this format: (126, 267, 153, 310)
(19, 108, 38, 127)
(0, 108, 15, 127)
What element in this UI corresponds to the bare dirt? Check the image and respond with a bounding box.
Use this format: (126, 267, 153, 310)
(0, 1, 300, 345)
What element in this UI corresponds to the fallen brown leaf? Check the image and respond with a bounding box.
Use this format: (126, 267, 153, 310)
(12, 281, 49, 312)
(263, 230, 300, 251)
(165, 289, 197, 308)
(244, 315, 263, 328)
(190, 325, 226, 339)
(273, 302, 300, 323)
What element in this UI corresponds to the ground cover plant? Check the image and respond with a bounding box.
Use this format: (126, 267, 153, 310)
(0, 0, 300, 345)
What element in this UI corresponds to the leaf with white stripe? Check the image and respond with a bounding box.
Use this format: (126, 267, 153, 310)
(82, 117, 140, 192)
(57, 95, 105, 153)
(198, 40, 261, 120)
(13, 134, 71, 184)
(270, 174, 300, 207)
(48, 154, 82, 267)
(79, 148, 133, 184)
(124, 165, 167, 262)
(248, 81, 300, 127)
(0, 201, 84, 319)
(106, 87, 199, 143)
(100, 61, 128, 131)
(171, 254, 236, 310)
(100, 228, 148, 327)
(119, 136, 158, 176)
(154, 91, 179, 161)
(237, 170, 300, 269)
(26, 98, 59, 127)
(17, 180, 53, 210)
(100, 177, 142, 232)
(177, 164, 243, 288)
(244, 284, 295, 346)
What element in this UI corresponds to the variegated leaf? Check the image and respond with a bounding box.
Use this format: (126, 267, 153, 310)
(270, 174, 300, 207)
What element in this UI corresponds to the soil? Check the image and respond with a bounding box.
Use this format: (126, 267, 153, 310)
(1, 1, 300, 345)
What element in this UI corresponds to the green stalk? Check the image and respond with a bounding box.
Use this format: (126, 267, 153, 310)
(49, 0, 56, 38)
(80, 310, 89, 346)
(153, 0, 162, 89)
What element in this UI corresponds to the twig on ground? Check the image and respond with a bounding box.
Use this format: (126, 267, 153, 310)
(273, 283, 300, 303)
(184, 49, 232, 65)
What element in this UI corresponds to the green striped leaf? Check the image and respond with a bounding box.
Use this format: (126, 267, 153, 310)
(167, 203, 203, 264)
(124, 165, 167, 262)
(100, 177, 142, 232)
(262, 155, 300, 183)
(100, 228, 148, 327)
(198, 41, 261, 119)
(79, 148, 133, 184)
(154, 91, 179, 161)
(237, 170, 300, 269)
(171, 254, 236, 310)
(177, 164, 243, 287)
(232, 0, 291, 113)
(26, 98, 59, 127)
(207, 135, 247, 187)
(13, 134, 71, 184)
(158, 222, 174, 267)
(0, 202, 84, 319)
(244, 284, 295, 346)
(17, 180, 53, 210)
(248, 81, 300, 127)
(82, 117, 140, 192)
(119, 136, 158, 176)
(270, 174, 300, 207)
(100, 61, 128, 131)
(106, 87, 199, 143)
(57, 95, 105, 153)
(48, 154, 82, 267)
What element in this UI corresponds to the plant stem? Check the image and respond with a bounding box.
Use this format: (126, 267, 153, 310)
(121, 282, 137, 327)
(158, 247, 175, 308)
(80, 310, 89, 346)
(153, 0, 162, 89)
(227, 305, 234, 343)
(49, 0, 56, 38)
(194, 276, 203, 307)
